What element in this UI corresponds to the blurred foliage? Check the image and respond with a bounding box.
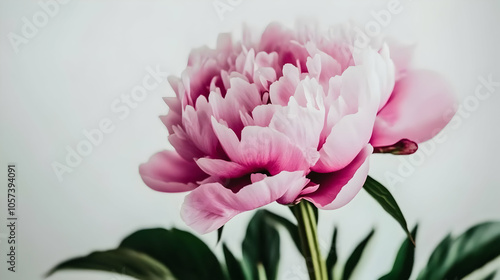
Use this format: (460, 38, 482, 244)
(48, 187, 500, 280)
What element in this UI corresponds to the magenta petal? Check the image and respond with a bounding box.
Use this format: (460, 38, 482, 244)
(139, 150, 208, 193)
(181, 171, 309, 233)
(371, 70, 456, 146)
(304, 145, 372, 210)
(211, 118, 311, 175)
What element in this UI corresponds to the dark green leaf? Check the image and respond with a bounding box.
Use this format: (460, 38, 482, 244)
(326, 227, 338, 280)
(217, 226, 224, 245)
(262, 210, 302, 255)
(120, 228, 225, 280)
(46, 248, 176, 280)
(482, 271, 496, 280)
(223, 244, 247, 280)
(313, 205, 319, 225)
(364, 176, 414, 245)
(342, 229, 375, 280)
(417, 222, 500, 280)
(379, 226, 418, 280)
(243, 210, 280, 280)
(422, 233, 452, 274)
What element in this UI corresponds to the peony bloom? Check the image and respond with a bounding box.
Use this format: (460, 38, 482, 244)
(140, 23, 455, 233)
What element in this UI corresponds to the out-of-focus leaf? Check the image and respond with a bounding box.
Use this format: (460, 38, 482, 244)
(223, 243, 247, 280)
(313, 206, 319, 225)
(262, 210, 302, 255)
(326, 227, 338, 280)
(379, 226, 418, 280)
(46, 248, 176, 280)
(482, 271, 496, 280)
(119, 228, 225, 280)
(364, 176, 414, 245)
(243, 210, 280, 280)
(417, 222, 500, 280)
(217, 226, 224, 245)
(342, 229, 375, 280)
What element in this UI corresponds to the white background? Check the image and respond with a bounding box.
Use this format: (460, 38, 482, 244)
(1, 0, 500, 279)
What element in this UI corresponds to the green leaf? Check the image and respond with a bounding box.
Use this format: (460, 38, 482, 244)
(217, 226, 224, 245)
(364, 176, 414, 245)
(422, 233, 452, 275)
(342, 229, 375, 280)
(119, 228, 225, 280)
(223, 243, 247, 280)
(243, 210, 281, 280)
(379, 226, 418, 280)
(482, 271, 496, 280)
(326, 227, 338, 280)
(262, 210, 302, 255)
(313, 205, 319, 225)
(417, 222, 500, 280)
(46, 248, 176, 280)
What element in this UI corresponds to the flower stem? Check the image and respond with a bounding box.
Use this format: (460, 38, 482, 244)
(291, 201, 328, 280)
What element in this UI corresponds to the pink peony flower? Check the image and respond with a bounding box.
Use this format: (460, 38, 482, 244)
(139, 23, 455, 233)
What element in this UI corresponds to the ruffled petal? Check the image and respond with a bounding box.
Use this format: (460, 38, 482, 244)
(182, 97, 221, 157)
(196, 158, 250, 179)
(181, 171, 309, 233)
(139, 150, 208, 193)
(269, 97, 324, 165)
(303, 145, 372, 209)
(269, 64, 301, 106)
(211, 118, 311, 175)
(313, 64, 378, 173)
(209, 77, 262, 135)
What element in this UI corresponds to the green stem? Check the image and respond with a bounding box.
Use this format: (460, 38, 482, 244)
(257, 263, 268, 280)
(291, 201, 328, 280)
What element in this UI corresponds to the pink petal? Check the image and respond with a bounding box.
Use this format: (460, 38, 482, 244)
(313, 109, 373, 173)
(196, 158, 250, 178)
(371, 70, 456, 146)
(268, 97, 324, 165)
(139, 150, 208, 193)
(313, 66, 378, 173)
(259, 23, 293, 53)
(303, 145, 373, 209)
(209, 77, 262, 135)
(181, 171, 309, 233)
(168, 125, 205, 161)
(182, 97, 221, 157)
(211, 118, 311, 175)
(167, 76, 182, 98)
(160, 98, 182, 134)
(269, 64, 301, 106)
(353, 45, 395, 111)
(292, 76, 326, 109)
(305, 44, 342, 89)
(251, 104, 281, 127)
(385, 38, 415, 80)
